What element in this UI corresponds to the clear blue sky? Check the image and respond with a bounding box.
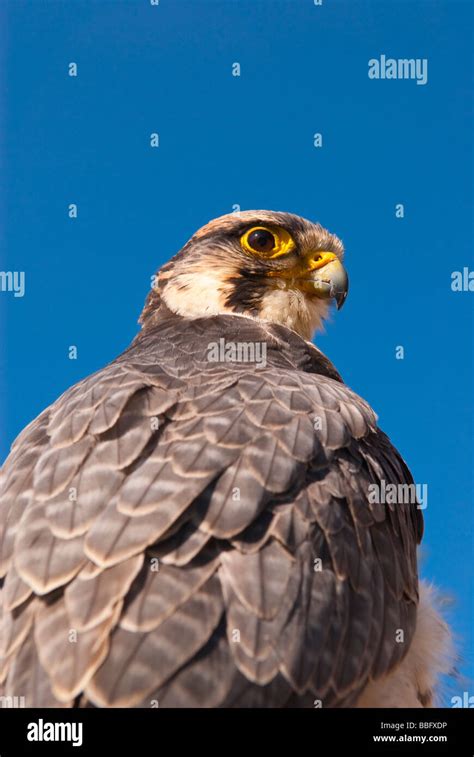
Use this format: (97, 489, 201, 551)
(1, 0, 472, 702)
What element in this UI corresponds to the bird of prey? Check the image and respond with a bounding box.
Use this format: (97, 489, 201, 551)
(0, 210, 453, 708)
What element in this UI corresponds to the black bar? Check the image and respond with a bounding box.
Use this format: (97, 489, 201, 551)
(0, 707, 473, 755)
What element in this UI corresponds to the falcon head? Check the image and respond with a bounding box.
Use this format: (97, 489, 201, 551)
(140, 210, 348, 340)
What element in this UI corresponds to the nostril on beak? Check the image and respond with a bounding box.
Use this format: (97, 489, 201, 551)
(307, 251, 337, 271)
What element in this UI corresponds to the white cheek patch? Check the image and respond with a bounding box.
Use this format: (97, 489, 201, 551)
(162, 273, 230, 318)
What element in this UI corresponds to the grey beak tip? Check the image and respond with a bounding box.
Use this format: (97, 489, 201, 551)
(336, 290, 348, 310)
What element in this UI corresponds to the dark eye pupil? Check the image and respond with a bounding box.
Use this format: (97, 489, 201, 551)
(248, 229, 275, 252)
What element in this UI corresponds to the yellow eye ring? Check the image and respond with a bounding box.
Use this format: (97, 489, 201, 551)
(240, 226, 296, 259)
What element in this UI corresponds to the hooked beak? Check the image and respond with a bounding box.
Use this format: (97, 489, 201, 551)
(303, 251, 349, 310)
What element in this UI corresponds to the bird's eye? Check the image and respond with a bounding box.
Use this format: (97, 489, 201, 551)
(246, 228, 276, 253)
(240, 226, 295, 258)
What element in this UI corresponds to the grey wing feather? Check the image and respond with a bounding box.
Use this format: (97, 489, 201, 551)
(0, 315, 422, 707)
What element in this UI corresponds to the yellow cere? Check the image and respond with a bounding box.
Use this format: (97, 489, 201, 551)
(305, 251, 338, 271)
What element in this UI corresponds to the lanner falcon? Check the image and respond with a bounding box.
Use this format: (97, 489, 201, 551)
(0, 210, 453, 708)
